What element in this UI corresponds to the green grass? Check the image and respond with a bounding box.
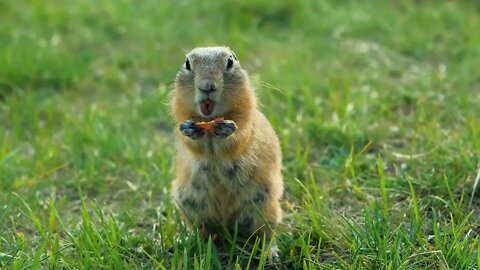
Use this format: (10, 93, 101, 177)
(1, 0, 479, 269)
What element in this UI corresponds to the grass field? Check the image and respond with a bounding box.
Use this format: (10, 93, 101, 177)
(1, 0, 480, 269)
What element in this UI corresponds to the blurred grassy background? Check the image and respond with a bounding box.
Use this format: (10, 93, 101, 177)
(1, 0, 480, 268)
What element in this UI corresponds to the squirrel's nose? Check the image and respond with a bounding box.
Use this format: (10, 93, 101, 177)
(198, 80, 217, 93)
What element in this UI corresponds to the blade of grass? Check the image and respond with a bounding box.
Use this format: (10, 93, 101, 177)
(407, 177, 422, 242)
(468, 163, 480, 209)
(377, 155, 389, 217)
(205, 236, 212, 270)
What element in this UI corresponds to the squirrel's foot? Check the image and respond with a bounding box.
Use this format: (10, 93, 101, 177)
(267, 241, 280, 264)
(179, 120, 205, 139)
(213, 120, 237, 138)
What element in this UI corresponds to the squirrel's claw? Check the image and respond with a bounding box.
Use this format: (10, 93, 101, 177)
(180, 120, 205, 139)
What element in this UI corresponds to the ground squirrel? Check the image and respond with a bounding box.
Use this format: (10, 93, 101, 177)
(170, 47, 283, 255)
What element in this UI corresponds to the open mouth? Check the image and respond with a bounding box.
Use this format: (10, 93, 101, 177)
(200, 99, 215, 116)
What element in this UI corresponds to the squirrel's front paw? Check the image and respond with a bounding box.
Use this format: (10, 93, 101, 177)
(179, 120, 205, 139)
(213, 120, 237, 138)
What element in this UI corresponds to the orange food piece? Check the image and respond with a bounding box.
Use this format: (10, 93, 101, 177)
(195, 117, 224, 132)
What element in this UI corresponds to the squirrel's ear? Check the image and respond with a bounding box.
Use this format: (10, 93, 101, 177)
(226, 47, 238, 61)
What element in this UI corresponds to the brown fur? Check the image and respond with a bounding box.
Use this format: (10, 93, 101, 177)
(170, 47, 283, 240)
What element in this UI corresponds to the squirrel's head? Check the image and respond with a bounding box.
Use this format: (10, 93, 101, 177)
(174, 46, 250, 119)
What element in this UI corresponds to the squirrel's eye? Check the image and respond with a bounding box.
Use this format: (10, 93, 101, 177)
(185, 58, 191, 71)
(226, 56, 234, 70)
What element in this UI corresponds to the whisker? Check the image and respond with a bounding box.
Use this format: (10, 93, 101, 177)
(261, 81, 285, 95)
